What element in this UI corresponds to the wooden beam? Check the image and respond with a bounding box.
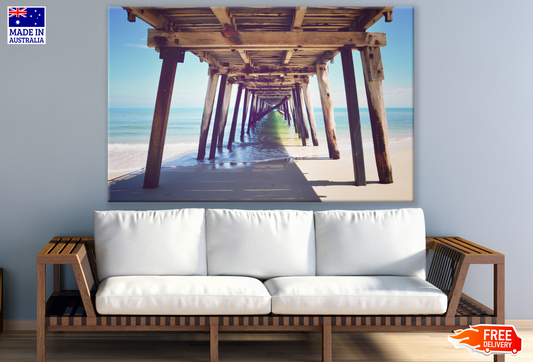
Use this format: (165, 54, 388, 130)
(196, 51, 223, 69)
(360, 47, 393, 183)
(254, 92, 293, 97)
(148, 29, 386, 49)
(351, 7, 394, 32)
(209, 74, 228, 160)
(210, 7, 235, 31)
(301, 83, 319, 146)
(292, 7, 307, 30)
(125, 7, 170, 31)
(143, 52, 179, 189)
(238, 50, 252, 65)
(282, 50, 294, 65)
(230, 75, 303, 83)
(197, 71, 219, 160)
(385, 10, 393, 22)
(340, 46, 366, 186)
(316, 64, 340, 159)
(316, 50, 340, 65)
(246, 85, 297, 90)
(238, 81, 303, 87)
(212, 65, 317, 76)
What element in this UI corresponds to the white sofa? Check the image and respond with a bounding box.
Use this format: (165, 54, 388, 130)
(93, 208, 447, 318)
(36, 208, 505, 362)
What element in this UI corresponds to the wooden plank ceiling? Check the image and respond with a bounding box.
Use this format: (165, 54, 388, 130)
(124, 6, 393, 104)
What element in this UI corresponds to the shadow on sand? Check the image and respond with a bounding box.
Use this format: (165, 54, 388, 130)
(108, 159, 322, 202)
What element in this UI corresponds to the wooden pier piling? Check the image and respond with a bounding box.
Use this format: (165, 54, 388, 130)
(360, 46, 393, 184)
(302, 83, 319, 146)
(295, 84, 309, 140)
(209, 74, 228, 160)
(197, 71, 219, 160)
(247, 91, 256, 134)
(228, 83, 243, 150)
(217, 82, 233, 150)
(316, 64, 340, 159)
(240, 88, 250, 141)
(292, 87, 306, 146)
(143, 48, 183, 189)
(340, 46, 366, 186)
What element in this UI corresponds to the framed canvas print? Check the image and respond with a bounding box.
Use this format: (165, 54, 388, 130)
(108, 6, 413, 202)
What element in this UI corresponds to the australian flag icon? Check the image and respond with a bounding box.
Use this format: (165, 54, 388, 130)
(8, 7, 45, 27)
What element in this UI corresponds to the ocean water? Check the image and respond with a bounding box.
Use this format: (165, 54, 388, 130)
(108, 107, 413, 173)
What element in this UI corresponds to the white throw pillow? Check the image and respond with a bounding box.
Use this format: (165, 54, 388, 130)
(94, 209, 206, 281)
(206, 209, 315, 279)
(314, 208, 426, 278)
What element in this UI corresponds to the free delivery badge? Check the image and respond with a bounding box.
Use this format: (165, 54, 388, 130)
(7, 6, 46, 44)
(449, 324, 523, 356)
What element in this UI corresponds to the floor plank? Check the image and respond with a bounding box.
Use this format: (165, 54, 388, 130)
(0, 322, 531, 361)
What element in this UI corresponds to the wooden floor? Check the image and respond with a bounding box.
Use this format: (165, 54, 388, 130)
(1, 321, 532, 361)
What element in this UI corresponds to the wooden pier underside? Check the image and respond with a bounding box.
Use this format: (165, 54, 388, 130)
(123, 7, 396, 188)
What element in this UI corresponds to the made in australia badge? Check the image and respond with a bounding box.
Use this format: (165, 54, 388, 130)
(7, 6, 46, 44)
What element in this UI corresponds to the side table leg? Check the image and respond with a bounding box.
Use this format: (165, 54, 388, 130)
(210, 325, 219, 362)
(37, 263, 46, 362)
(494, 262, 505, 324)
(322, 325, 332, 362)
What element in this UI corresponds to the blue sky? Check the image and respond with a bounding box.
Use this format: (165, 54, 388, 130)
(108, 7, 413, 109)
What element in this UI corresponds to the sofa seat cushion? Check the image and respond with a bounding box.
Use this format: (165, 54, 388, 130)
(95, 276, 271, 315)
(264, 276, 447, 315)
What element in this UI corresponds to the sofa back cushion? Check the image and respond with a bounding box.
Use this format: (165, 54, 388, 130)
(314, 208, 426, 279)
(206, 209, 315, 279)
(94, 209, 206, 281)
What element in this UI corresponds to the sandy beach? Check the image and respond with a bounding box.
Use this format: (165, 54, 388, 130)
(108, 144, 412, 202)
(294, 146, 413, 202)
(108, 110, 413, 202)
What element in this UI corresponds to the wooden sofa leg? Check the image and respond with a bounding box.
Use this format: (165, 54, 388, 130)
(210, 325, 219, 362)
(322, 325, 332, 362)
(37, 263, 46, 362)
(494, 354, 505, 362)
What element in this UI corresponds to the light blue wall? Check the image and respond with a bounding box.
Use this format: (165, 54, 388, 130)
(1, 0, 532, 319)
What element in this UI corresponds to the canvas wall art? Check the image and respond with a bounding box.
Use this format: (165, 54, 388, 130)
(108, 6, 414, 202)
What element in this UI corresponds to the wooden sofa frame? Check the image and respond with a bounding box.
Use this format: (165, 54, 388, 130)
(37, 236, 505, 362)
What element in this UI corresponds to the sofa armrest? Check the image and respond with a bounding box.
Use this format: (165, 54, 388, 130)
(425, 237, 504, 320)
(37, 237, 98, 317)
